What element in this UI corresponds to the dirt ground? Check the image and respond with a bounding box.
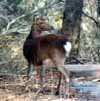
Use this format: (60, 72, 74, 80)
(0, 71, 100, 101)
(0, 72, 68, 101)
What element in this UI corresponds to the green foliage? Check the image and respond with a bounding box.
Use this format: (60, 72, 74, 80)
(7, 0, 22, 5)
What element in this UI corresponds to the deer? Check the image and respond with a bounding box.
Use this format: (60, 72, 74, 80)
(23, 17, 72, 95)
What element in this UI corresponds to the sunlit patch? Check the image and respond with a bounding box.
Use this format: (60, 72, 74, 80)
(48, 12, 63, 30)
(38, 2, 45, 8)
(81, 23, 88, 31)
(11, 46, 20, 58)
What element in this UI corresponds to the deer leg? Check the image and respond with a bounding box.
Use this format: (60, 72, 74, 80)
(52, 59, 69, 96)
(55, 72, 62, 95)
(38, 65, 46, 94)
(27, 63, 33, 80)
(49, 60, 62, 95)
(47, 58, 62, 95)
(40, 65, 45, 89)
(58, 67, 70, 97)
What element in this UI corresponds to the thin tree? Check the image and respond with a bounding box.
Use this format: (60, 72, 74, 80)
(62, 0, 83, 56)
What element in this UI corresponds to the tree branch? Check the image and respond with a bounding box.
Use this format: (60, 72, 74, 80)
(82, 11, 100, 28)
(4, 0, 60, 34)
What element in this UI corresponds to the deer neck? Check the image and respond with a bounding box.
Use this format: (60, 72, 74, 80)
(32, 30, 42, 38)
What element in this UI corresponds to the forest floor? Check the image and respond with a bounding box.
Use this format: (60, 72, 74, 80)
(0, 71, 100, 101)
(0, 72, 67, 101)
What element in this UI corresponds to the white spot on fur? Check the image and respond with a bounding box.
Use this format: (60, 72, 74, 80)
(64, 41, 72, 57)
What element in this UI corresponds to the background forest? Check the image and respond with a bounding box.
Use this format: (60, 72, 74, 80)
(0, 0, 100, 100)
(0, 0, 100, 74)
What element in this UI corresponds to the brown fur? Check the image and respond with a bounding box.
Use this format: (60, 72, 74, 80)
(23, 17, 69, 94)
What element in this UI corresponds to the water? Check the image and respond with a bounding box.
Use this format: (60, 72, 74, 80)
(70, 80, 100, 97)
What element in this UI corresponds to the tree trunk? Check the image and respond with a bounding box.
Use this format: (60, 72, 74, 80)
(97, 0, 100, 16)
(62, 0, 83, 56)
